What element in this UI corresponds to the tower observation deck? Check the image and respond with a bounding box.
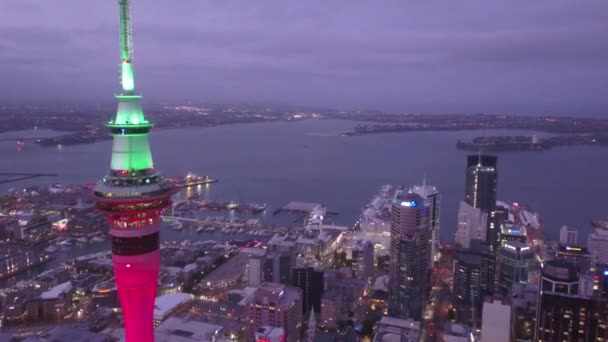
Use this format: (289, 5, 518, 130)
(93, 1, 176, 341)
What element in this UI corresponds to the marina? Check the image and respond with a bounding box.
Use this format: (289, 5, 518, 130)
(162, 215, 289, 238)
(171, 198, 266, 214)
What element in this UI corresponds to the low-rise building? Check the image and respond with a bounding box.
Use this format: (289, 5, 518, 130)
(153, 292, 193, 326)
(373, 317, 420, 342)
(156, 317, 224, 342)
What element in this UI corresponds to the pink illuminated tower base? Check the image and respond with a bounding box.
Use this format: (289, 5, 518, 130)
(114, 251, 160, 342)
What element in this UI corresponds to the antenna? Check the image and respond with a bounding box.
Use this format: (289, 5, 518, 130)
(119, 0, 134, 62)
(118, 0, 135, 93)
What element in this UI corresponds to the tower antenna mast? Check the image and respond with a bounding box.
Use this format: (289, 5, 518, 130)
(119, 0, 135, 93)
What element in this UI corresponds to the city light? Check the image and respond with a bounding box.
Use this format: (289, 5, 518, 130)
(400, 201, 417, 207)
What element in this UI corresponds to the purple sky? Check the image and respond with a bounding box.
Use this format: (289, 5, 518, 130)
(1, 1, 607, 115)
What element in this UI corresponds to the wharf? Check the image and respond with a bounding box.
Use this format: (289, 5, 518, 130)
(273, 201, 338, 215)
(173, 176, 218, 188)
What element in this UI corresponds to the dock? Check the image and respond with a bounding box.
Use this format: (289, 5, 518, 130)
(273, 201, 338, 215)
(174, 177, 218, 188)
(171, 173, 219, 188)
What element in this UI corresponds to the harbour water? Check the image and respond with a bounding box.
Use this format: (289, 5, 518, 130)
(0, 119, 607, 242)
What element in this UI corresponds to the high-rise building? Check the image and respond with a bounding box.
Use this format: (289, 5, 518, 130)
(93, 1, 177, 341)
(249, 252, 295, 287)
(464, 155, 499, 249)
(389, 193, 430, 318)
(481, 300, 511, 342)
(320, 290, 341, 329)
(488, 202, 509, 252)
(454, 201, 488, 249)
(293, 267, 324, 314)
(495, 241, 534, 296)
(411, 183, 441, 265)
(247, 283, 303, 342)
(588, 227, 608, 265)
(556, 245, 592, 274)
(538, 260, 579, 295)
(559, 225, 578, 246)
(464, 155, 497, 213)
(351, 239, 374, 281)
(510, 283, 538, 341)
(249, 255, 265, 287)
(595, 265, 608, 298)
(268, 252, 295, 285)
(499, 224, 527, 245)
(336, 278, 367, 317)
(535, 260, 608, 341)
(452, 240, 495, 308)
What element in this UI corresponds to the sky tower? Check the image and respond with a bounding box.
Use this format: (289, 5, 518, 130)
(93, 1, 176, 341)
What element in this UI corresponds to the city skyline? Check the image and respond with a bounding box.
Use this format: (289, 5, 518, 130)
(0, 1, 607, 115)
(1, 1, 608, 341)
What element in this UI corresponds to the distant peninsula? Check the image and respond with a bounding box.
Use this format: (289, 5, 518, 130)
(2, 105, 608, 151)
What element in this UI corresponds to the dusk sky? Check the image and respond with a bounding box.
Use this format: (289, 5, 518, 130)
(1, 1, 607, 115)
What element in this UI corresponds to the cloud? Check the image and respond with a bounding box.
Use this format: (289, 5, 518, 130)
(0, 1, 43, 14)
(0, 0, 607, 114)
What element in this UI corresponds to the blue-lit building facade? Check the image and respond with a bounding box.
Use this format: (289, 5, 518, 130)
(389, 193, 430, 319)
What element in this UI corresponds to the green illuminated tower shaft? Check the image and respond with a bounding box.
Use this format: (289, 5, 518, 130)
(94, 1, 176, 342)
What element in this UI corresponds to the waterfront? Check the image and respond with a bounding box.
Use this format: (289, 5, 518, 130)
(0, 120, 606, 241)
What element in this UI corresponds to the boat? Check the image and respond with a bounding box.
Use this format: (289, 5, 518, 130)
(45, 246, 57, 253)
(58, 239, 72, 246)
(76, 237, 87, 243)
(173, 173, 218, 188)
(171, 221, 184, 231)
(196, 226, 205, 233)
(250, 203, 266, 213)
(226, 201, 239, 210)
(591, 219, 608, 229)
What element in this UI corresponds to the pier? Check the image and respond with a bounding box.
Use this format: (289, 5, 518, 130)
(273, 201, 339, 215)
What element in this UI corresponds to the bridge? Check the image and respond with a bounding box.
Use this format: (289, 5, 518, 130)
(0, 173, 58, 184)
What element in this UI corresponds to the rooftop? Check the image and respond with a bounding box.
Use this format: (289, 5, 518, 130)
(156, 317, 223, 342)
(154, 292, 192, 321)
(40, 281, 72, 300)
(542, 260, 578, 282)
(411, 184, 439, 197)
(256, 326, 285, 340)
(481, 301, 511, 341)
(252, 282, 301, 308)
(203, 252, 250, 284)
(39, 326, 110, 342)
(374, 317, 420, 342)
